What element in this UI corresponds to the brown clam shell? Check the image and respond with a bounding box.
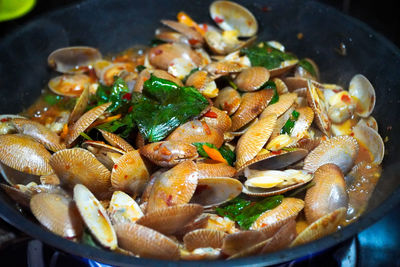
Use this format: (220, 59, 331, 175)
(139, 141, 198, 167)
(48, 74, 92, 97)
(304, 163, 348, 224)
(235, 67, 270, 92)
(230, 89, 274, 132)
(40, 173, 60, 185)
(197, 161, 237, 178)
(136, 204, 203, 235)
(259, 93, 297, 119)
(183, 229, 226, 251)
(259, 219, 297, 254)
(303, 135, 359, 174)
(65, 102, 111, 146)
(306, 80, 331, 136)
(222, 230, 268, 256)
(100, 62, 136, 86)
(201, 107, 232, 133)
(269, 60, 298, 78)
(161, 20, 204, 46)
(1, 183, 33, 208)
(133, 69, 151, 93)
(283, 77, 308, 92)
(12, 119, 65, 152)
(227, 238, 270, 260)
(204, 61, 247, 77)
(30, 193, 83, 239)
(290, 106, 314, 139)
(148, 43, 201, 70)
(115, 223, 180, 260)
(68, 86, 90, 125)
(235, 114, 277, 169)
(111, 150, 149, 195)
(166, 120, 224, 148)
(270, 106, 295, 140)
(186, 70, 211, 89)
(99, 129, 134, 152)
(214, 86, 241, 115)
(273, 77, 289, 95)
(153, 69, 184, 86)
(251, 197, 304, 230)
(0, 134, 52, 176)
(290, 207, 346, 247)
(146, 160, 199, 213)
(49, 148, 111, 198)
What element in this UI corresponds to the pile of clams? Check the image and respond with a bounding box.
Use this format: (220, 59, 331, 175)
(0, 0, 384, 261)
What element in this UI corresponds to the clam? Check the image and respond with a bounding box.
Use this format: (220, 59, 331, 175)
(290, 207, 346, 247)
(114, 223, 180, 260)
(146, 160, 199, 213)
(99, 129, 134, 152)
(0, 114, 26, 135)
(303, 135, 359, 174)
(214, 86, 241, 115)
(185, 70, 218, 98)
(273, 78, 289, 95)
(230, 89, 274, 132)
(352, 124, 384, 165)
(295, 58, 320, 81)
(259, 219, 297, 254)
(161, 20, 204, 47)
(166, 120, 224, 148)
(270, 106, 295, 140)
(250, 197, 304, 230)
(111, 150, 150, 196)
(201, 107, 232, 133)
(190, 177, 242, 208)
(68, 86, 90, 125)
(48, 74, 93, 97)
(269, 59, 299, 78)
(235, 67, 270, 92)
(12, 118, 65, 152)
(0, 134, 52, 176)
(93, 59, 112, 78)
(100, 62, 136, 86)
(155, 29, 189, 45)
(259, 93, 297, 119)
(183, 229, 226, 251)
(47, 46, 101, 74)
(222, 230, 269, 256)
(148, 43, 201, 70)
(328, 102, 355, 124)
(204, 60, 247, 76)
(1, 183, 35, 207)
(304, 164, 348, 223)
(133, 69, 151, 93)
(204, 30, 256, 55)
(306, 80, 331, 136)
(136, 204, 203, 235)
(152, 69, 184, 86)
(357, 116, 378, 132)
(107, 191, 143, 225)
(227, 238, 270, 259)
(49, 148, 111, 198)
(73, 184, 117, 249)
(65, 102, 111, 146)
(82, 140, 124, 170)
(290, 107, 314, 139)
(348, 74, 376, 118)
(210, 1, 257, 37)
(197, 161, 237, 178)
(139, 141, 198, 167)
(283, 77, 308, 92)
(235, 114, 277, 169)
(30, 193, 83, 239)
(40, 173, 60, 185)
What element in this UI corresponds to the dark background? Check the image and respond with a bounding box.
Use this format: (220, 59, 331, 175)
(0, 0, 399, 266)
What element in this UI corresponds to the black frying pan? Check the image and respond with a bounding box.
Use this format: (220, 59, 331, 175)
(0, 0, 399, 266)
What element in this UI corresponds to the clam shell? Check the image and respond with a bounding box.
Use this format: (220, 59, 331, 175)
(307, 80, 331, 136)
(269, 60, 298, 78)
(210, 1, 257, 37)
(204, 61, 247, 76)
(148, 43, 201, 70)
(260, 93, 297, 119)
(68, 86, 90, 125)
(40, 173, 60, 185)
(73, 184, 117, 249)
(100, 62, 136, 86)
(222, 230, 268, 256)
(303, 135, 359, 174)
(190, 177, 242, 208)
(202, 107, 232, 133)
(227, 238, 270, 260)
(47, 46, 101, 74)
(290, 106, 314, 139)
(290, 207, 346, 247)
(357, 116, 378, 132)
(133, 69, 151, 93)
(49, 148, 111, 198)
(114, 223, 180, 260)
(230, 89, 274, 132)
(146, 160, 199, 213)
(48, 74, 92, 97)
(111, 150, 150, 195)
(0, 134, 52, 176)
(186, 70, 211, 89)
(166, 120, 224, 148)
(214, 86, 241, 115)
(197, 162, 237, 178)
(12, 118, 65, 152)
(259, 219, 297, 254)
(251, 198, 304, 230)
(99, 129, 134, 152)
(107, 191, 143, 225)
(184, 229, 226, 251)
(30, 193, 83, 239)
(283, 77, 308, 92)
(65, 102, 111, 146)
(139, 141, 198, 167)
(155, 30, 189, 45)
(304, 164, 348, 224)
(161, 20, 204, 46)
(235, 114, 277, 169)
(352, 124, 384, 165)
(270, 106, 295, 140)
(295, 58, 320, 81)
(235, 67, 270, 92)
(136, 204, 203, 235)
(153, 69, 184, 86)
(349, 74, 376, 118)
(0, 114, 26, 135)
(1, 183, 33, 207)
(273, 78, 289, 95)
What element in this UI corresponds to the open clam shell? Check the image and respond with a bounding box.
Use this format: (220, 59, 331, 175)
(352, 124, 384, 165)
(153, 69, 184, 86)
(1, 183, 35, 208)
(214, 86, 241, 115)
(0, 114, 26, 135)
(73, 184, 117, 249)
(0, 134, 52, 176)
(48, 74, 92, 97)
(100, 62, 135, 86)
(30, 192, 83, 239)
(210, 1, 257, 37)
(107, 191, 143, 225)
(348, 74, 376, 118)
(183, 229, 226, 251)
(115, 223, 180, 260)
(260, 93, 297, 119)
(99, 129, 134, 152)
(82, 140, 125, 170)
(111, 150, 150, 196)
(161, 20, 204, 47)
(304, 164, 348, 224)
(273, 78, 289, 95)
(197, 161, 237, 178)
(260, 219, 297, 254)
(306, 80, 331, 136)
(290, 106, 314, 139)
(222, 229, 268, 256)
(235, 67, 270, 92)
(269, 60, 299, 78)
(68, 86, 90, 125)
(283, 77, 308, 92)
(190, 177, 242, 208)
(204, 61, 247, 76)
(136, 204, 203, 235)
(148, 43, 201, 70)
(47, 46, 101, 74)
(201, 107, 232, 133)
(303, 135, 359, 174)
